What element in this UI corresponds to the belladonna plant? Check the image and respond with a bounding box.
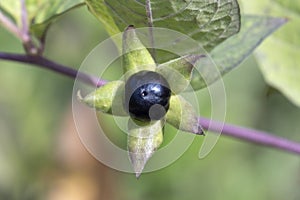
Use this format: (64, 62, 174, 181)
(78, 26, 206, 177)
(1, 0, 300, 180)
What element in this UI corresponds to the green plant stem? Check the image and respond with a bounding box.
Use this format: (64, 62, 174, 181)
(0, 51, 300, 156)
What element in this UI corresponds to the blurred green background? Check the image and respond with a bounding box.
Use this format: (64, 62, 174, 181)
(0, 6, 300, 200)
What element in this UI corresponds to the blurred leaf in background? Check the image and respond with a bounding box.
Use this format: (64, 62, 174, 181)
(240, 0, 300, 107)
(0, 0, 84, 39)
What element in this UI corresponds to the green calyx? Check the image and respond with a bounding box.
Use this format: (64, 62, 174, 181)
(79, 26, 204, 177)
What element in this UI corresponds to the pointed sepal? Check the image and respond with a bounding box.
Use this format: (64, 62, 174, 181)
(78, 80, 127, 116)
(166, 95, 204, 135)
(157, 54, 205, 94)
(127, 119, 164, 178)
(122, 25, 156, 78)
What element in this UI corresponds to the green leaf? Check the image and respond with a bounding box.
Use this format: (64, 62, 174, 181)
(122, 25, 156, 78)
(241, 0, 300, 107)
(85, 0, 241, 51)
(157, 54, 205, 94)
(256, 37, 300, 106)
(166, 95, 203, 135)
(127, 119, 164, 178)
(0, 0, 84, 39)
(85, 0, 120, 36)
(190, 15, 287, 90)
(78, 80, 127, 116)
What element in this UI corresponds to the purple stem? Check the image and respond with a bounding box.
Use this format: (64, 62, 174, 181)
(199, 117, 300, 155)
(1, 52, 300, 155)
(0, 52, 107, 87)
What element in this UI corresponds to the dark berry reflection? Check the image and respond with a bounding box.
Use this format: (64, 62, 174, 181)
(125, 70, 171, 121)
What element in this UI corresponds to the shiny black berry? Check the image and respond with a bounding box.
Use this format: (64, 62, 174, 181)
(124, 70, 171, 121)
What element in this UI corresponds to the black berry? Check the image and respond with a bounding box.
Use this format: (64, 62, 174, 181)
(125, 71, 171, 121)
